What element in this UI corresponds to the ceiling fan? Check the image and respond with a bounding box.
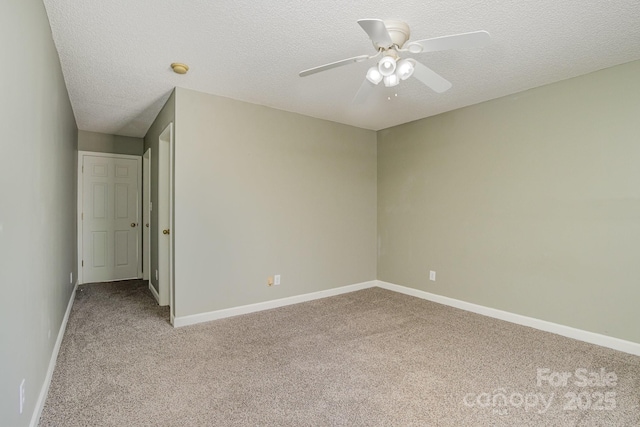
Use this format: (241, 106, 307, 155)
(299, 19, 491, 103)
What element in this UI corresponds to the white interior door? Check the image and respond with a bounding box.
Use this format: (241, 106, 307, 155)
(143, 148, 151, 280)
(81, 153, 141, 283)
(158, 123, 174, 315)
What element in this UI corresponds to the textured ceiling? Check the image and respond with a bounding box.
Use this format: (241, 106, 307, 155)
(43, 0, 640, 138)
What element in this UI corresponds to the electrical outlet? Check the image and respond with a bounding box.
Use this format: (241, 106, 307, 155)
(267, 276, 274, 286)
(274, 275, 281, 285)
(70, 272, 73, 284)
(155, 270, 159, 281)
(19, 379, 25, 414)
(429, 270, 436, 281)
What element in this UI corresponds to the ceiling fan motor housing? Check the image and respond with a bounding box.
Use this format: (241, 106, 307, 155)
(382, 20, 411, 49)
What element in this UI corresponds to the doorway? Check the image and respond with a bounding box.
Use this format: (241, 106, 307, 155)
(143, 148, 151, 281)
(78, 152, 142, 284)
(158, 123, 175, 323)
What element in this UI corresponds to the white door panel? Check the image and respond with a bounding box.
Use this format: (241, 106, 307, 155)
(143, 149, 151, 281)
(82, 155, 140, 283)
(158, 123, 173, 313)
(92, 232, 107, 267)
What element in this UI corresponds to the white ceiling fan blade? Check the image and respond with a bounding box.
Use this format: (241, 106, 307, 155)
(412, 61, 452, 93)
(407, 30, 491, 53)
(299, 55, 369, 77)
(357, 19, 393, 48)
(353, 78, 376, 104)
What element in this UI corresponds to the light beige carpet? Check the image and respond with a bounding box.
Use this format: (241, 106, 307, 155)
(40, 280, 640, 426)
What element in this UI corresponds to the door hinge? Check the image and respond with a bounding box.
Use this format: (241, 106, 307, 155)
(81, 212, 83, 220)
(82, 260, 84, 267)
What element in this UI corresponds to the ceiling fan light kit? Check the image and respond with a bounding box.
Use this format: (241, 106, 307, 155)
(366, 55, 414, 88)
(383, 73, 400, 88)
(378, 55, 397, 76)
(366, 66, 383, 84)
(299, 19, 491, 103)
(396, 58, 415, 80)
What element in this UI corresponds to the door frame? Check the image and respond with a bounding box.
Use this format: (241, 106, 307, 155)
(158, 123, 175, 322)
(77, 151, 143, 284)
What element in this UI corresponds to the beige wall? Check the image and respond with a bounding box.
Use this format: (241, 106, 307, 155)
(0, 0, 78, 425)
(378, 60, 640, 343)
(78, 130, 143, 155)
(143, 90, 175, 293)
(173, 88, 377, 317)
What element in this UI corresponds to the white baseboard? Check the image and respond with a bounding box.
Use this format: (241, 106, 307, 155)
(170, 278, 640, 356)
(30, 281, 78, 427)
(173, 281, 377, 327)
(148, 281, 160, 304)
(376, 280, 640, 356)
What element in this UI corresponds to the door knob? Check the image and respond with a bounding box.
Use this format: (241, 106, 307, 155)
(131, 223, 137, 227)
(145, 223, 149, 228)
(163, 229, 170, 235)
